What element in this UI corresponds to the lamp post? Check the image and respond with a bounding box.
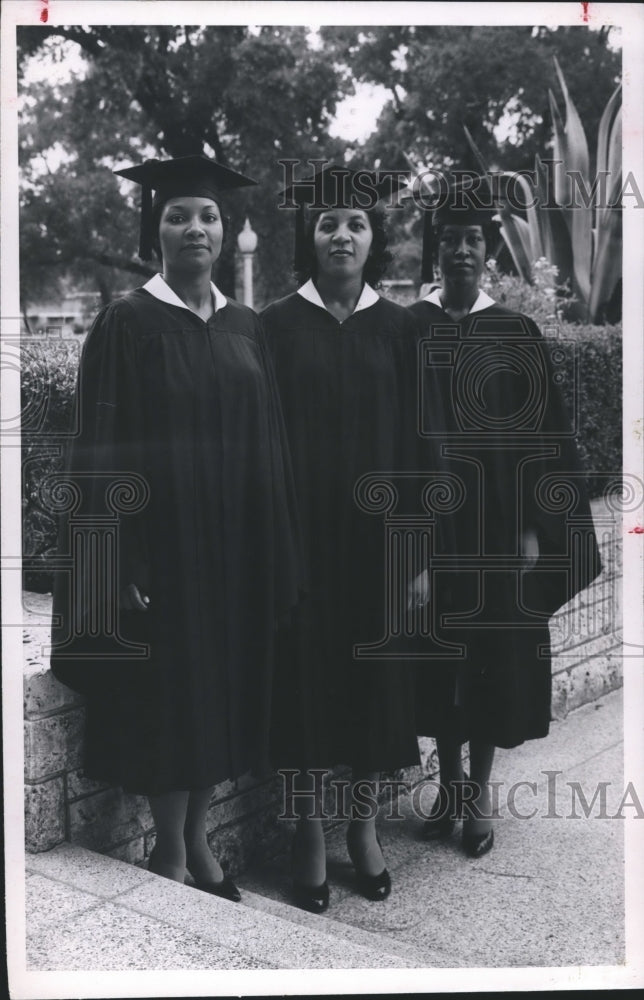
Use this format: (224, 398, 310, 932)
(236, 217, 258, 309)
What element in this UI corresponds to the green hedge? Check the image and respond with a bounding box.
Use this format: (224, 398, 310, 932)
(20, 322, 621, 592)
(21, 337, 82, 592)
(544, 322, 622, 499)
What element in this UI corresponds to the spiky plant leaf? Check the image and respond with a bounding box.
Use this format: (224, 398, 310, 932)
(590, 102, 622, 320)
(551, 55, 590, 210)
(498, 213, 533, 281)
(596, 84, 622, 180)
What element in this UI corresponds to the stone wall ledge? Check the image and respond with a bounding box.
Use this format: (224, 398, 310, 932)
(24, 662, 84, 719)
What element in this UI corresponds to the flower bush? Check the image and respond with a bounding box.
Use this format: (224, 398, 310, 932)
(479, 257, 575, 327)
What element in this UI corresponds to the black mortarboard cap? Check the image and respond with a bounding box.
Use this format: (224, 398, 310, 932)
(115, 154, 257, 261)
(279, 162, 409, 270)
(421, 175, 496, 283)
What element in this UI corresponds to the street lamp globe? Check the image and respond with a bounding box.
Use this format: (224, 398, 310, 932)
(237, 217, 258, 255)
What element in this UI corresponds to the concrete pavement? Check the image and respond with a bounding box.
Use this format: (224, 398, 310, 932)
(16, 687, 641, 995)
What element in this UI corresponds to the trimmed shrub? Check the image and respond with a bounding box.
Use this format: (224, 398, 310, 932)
(475, 259, 621, 495)
(21, 337, 81, 592)
(544, 322, 622, 499)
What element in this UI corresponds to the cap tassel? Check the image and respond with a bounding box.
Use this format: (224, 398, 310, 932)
(138, 184, 154, 261)
(293, 203, 307, 272)
(421, 210, 434, 284)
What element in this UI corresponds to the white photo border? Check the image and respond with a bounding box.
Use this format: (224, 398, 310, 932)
(2, 2, 643, 996)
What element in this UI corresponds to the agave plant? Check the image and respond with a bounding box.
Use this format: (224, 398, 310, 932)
(464, 57, 621, 323)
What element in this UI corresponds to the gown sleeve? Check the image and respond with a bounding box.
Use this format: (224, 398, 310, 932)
(50, 300, 150, 694)
(515, 315, 602, 616)
(411, 301, 601, 620)
(255, 312, 306, 620)
(405, 304, 458, 579)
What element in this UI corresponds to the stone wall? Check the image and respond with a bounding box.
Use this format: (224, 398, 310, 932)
(23, 613, 289, 871)
(23, 498, 622, 872)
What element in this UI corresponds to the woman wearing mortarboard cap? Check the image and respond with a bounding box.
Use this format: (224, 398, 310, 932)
(51, 154, 302, 901)
(410, 175, 601, 857)
(262, 163, 434, 911)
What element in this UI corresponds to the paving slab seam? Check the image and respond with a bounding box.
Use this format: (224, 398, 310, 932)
(116, 883, 352, 941)
(512, 739, 624, 786)
(100, 881, 416, 969)
(555, 738, 624, 770)
(53, 895, 284, 971)
(235, 856, 459, 965)
(218, 884, 429, 967)
(463, 868, 554, 884)
(25, 874, 109, 907)
(27, 898, 111, 937)
(233, 888, 430, 965)
(25, 847, 415, 960)
(26, 900, 285, 972)
(488, 738, 625, 800)
(24, 867, 113, 899)
(24, 866, 147, 903)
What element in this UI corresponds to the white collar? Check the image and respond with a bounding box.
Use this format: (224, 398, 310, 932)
(423, 286, 495, 315)
(143, 273, 227, 315)
(297, 278, 380, 317)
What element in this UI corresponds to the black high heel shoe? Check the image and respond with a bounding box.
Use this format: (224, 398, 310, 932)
(185, 854, 242, 902)
(148, 847, 242, 900)
(461, 779, 494, 858)
(421, 774, 468, 840)
(292, 878, 330, 914)
(346, 828, 391, 902)
(422, 790, 457, 840)
(191, 875, 242, 902)
(462, 823, 494, 859)
(291, 841, 329, 914)
(463, 772, 494, 858)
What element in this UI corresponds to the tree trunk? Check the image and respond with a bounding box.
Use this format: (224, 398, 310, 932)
(95, 268, 114, 307)
(21, 307, 35, 336)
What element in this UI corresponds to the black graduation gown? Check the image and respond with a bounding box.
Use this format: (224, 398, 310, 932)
(51, 287, 301, 793)
(409, 299, 601, 749)
(261, 290, 427, 771)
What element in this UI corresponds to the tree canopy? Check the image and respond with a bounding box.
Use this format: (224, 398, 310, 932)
(18, 25, 349, 309)
(321, 25, 621, 173)
(18, 23, 621, 313)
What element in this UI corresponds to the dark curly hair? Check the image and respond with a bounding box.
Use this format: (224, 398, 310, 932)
(295, 203, 393, 288)
(150, 196, 231, 263)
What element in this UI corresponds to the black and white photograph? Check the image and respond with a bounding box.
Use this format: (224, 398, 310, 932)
(2, 1, 643, 996)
